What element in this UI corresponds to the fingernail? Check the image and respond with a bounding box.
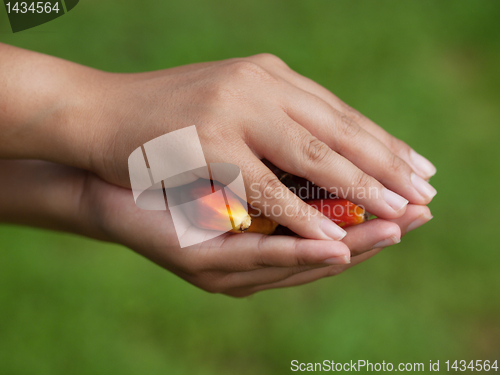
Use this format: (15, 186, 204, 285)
(383, 189, 409, 212)
(411, 173, 437, 200)
(320, 219, 347, 240)
(406, 214, 433, 232)
(410, 149, 437, 178)
(372, 235, 401, 249)
(323, 255, 351, 265)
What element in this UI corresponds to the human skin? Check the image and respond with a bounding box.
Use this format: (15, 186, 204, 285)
(0, 160, 432, 297)
(0, 43, 437, 243)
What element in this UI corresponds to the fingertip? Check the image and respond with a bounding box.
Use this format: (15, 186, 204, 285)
(342, 218, 401, 254)
(411, 173, 437, 203)
(372, 235, 401, 250)
(410, 149, 437, 179)
(374, 221, 402, 242)
(320, 218, 347, 240)
(323, 255, 351, 265)
(405, 212, 433, 233)
(387, 204, 433, 236)
(383, 188, 409, 214)
(417, 204, 432, 218)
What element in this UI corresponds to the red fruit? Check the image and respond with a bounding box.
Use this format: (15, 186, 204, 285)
(306, 199, 366, 228)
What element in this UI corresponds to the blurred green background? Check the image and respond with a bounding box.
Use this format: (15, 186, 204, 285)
(1, 0, 500, 374)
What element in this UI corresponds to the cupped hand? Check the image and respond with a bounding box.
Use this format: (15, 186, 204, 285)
(80, 170, 432, 297)
(78, 54, 437, 241)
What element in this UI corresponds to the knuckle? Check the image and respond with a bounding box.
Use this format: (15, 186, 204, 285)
(256, 173, 283, 202)
(352, 171, 373, 191)
(290, 237, 308, 266)
(289, 204, 305, 223)
(208, 79, 243, 104)
(343, 104, 364, 123)
(228, 60, 260, 74)
(302, 137, 331, 166)
(227, 60, 277, 84)
(255, 235, 271, 267)
(336, 114, 362, 140)
(252, 53, 287, 68)
(387, 153, 410, 176)
(389, 137, 412, 158)
(288, 201, 315, 228)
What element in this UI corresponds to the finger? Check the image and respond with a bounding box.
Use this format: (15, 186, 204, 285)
(254, 60, 437, 179)
(216, 217, 402, 290)
(181, 53, 435, 181)
(228, 247, 384, 296)
(342, 218, 401, 256)
(187, 232, 351, 273)
(196, 206, 433, 297)
(236, 149, 348, 240)
(341, 204, 433, 259)
(249, 116, 410, 220)
(386, 204, 433, 236)
(279, 86, 437, 205)
(199, 134, 347, 241)
(339, 105, 437, 180)
(215, 264, 326, 291)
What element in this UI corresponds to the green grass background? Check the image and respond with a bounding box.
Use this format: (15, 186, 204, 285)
(1, 0, 500, 373)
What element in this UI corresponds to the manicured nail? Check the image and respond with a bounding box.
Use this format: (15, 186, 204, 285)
(411, 173, 437, 200)
(323, 255, 351, 265)
(410, 149, 437, 178)
(406, 214, 433, 232)
(383, 189, 409, 212)
(372, 236, 401, 249)
(320, 219, 347, 240)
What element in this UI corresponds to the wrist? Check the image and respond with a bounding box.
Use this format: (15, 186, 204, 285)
(78, 71, 154, 188)
(44, 67, 114, 173)
(0, 45, 101, 170)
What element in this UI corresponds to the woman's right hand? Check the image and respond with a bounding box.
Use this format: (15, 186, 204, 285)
(80, 55, 435, 240)
(0, 44, 436, 240)
(76, 54, 436, 240)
